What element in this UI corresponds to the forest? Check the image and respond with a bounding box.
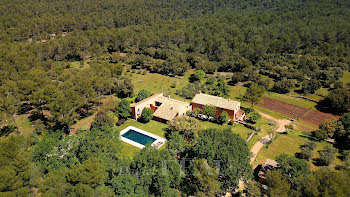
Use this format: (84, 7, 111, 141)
(1, 0, 350, 196)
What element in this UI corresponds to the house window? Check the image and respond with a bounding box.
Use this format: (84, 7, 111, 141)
(199, 104, 202, 108)
(220, 108, 223, 111)
(194, 103, 197, 107)
(137, 109, 140, 115)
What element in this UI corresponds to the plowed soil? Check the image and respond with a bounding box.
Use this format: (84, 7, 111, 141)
(258, 98, 339, 125)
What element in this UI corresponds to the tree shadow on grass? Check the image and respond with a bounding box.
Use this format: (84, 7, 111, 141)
(297, 131, 321, 142)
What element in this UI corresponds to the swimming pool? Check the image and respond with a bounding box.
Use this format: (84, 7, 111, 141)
(122, 129, 156, 145)
(120, 126, 166, 149)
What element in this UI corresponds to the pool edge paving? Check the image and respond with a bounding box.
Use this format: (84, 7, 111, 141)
(120, 126, 166, 149)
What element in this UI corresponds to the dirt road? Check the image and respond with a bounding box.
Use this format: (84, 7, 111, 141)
(249, 112, 292, 164)
(258, 112, 292, 133)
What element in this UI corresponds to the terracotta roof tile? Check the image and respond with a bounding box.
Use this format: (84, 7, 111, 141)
(191, 93, 240, 111)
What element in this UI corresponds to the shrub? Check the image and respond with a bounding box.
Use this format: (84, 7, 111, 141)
(318, 145, 338, 166)
(137, 70, 141, 74)
(203, 105, 216, 117)
(136, 89, 151, 102)
(189, 70, 206, 82)
(91, 111, 114, 130)
(171, 82, 177, 88)
(302, 140, 317, 150)
(193, 108, 201, 116)
(284, 124, 294, 133)
(115, 99, 131, 119)
(142, 70, 147, 75)
(140, 108, 153, 123)
(247, 112, 261, 124)
(299, 147, 313, 160)
(218, 111, 229, 124)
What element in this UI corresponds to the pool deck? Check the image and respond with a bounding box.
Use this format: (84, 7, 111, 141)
(120, 126, 166, 149)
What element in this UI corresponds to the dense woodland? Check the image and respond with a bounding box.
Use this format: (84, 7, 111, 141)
(1, 0, 350, 196)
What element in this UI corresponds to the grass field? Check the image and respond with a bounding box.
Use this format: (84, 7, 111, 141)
(200, 121, 254, 141)
(266, 92, 317, 109)
(128, 70, 193, 102)
(16, 115, 34, 136)
(253, 129, 342, 170)
(315, 88, 329, 97)
(341, 71, 350, 84)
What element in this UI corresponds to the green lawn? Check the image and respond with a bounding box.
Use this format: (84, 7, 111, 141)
(128, 70, 193, 102)
(265, 92, 317, 109)
(253, 129, 342, 170)
(117, 119, 167, 137)
(341, 71, 350, 84)
(200, 121, 254, 141)
(116, 119, 168, 158)
(228, 85, 246, 101)
(315, 88, 329, 97)
(254, 130, 308, 166)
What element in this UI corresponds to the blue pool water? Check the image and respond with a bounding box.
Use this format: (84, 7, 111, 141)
(122, 129, 156, 145)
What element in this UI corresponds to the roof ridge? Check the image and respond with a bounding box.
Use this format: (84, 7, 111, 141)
(195, 93, 240, 103)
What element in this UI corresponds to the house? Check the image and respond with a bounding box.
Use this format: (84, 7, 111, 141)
(130, 93, 191, 123)
(191, 92, 246, 121)
(258, 159, 279, 184)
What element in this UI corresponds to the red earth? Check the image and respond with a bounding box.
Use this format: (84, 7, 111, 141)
(258, 98, 339, 125)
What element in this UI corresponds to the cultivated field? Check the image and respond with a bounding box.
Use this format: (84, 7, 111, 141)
(258, 98, 339, 125)
(301, 110, 340, 125)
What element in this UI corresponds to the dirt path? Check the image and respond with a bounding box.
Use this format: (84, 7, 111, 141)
(258, 112, 292, 133)
(249, 112, 292, 164)
(250, 135, 270, 164)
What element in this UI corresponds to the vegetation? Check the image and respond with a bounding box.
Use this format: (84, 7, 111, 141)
(202, 105, 216, 117)
(218, 111, 229, 124)
(140, 108, 153, 123)
(244, 83, 266, 108)
(189, 128, 252, 190)
(1, 0, 350, 196)
(135, 89, 151, 102)
(167, 116, 202, 140)
(247, 112, 261, 124)
(90, 111, 114, 130)
(115, 99, 131, 119)
(298, 140, 317, 160)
